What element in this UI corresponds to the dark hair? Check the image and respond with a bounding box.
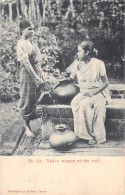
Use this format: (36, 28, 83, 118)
(79, 41, 98, 56)
(19, 20, 32, 35)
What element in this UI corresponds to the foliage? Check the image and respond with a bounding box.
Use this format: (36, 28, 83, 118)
(54, 0, 124, 68)
(34, 26, 62, 68)
(0, 19, 20, 101)
(0, 19, 61, 101)
(0, 0, 124, 102)
(38, 0, 124, 72)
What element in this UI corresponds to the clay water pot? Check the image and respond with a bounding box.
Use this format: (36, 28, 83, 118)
(53, 82, 79, 104)
(54, 82, 79, 97)
(39, 80, 79, 105)
(49, 124, 77, 150)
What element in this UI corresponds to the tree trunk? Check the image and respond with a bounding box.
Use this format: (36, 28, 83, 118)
(16, 0, 20, 18)
(48, 0, 51, 11)
(65, 0, 75, 19)
(29, 0, 32, 20)
(48, 0, 52, 17)
(41, 0, 47, 25)
(56, 0, 62, 19)
(29, 0, 36, 21)
(36, 0, 41, 21)
(20, 0, 28, 19)
(99, 11, 104, 29)
(31, 0, 36, 21)
(1, 3, 4, 17)
(8, 2, 13, 21)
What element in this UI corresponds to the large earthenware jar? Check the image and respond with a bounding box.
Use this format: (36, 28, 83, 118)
(49, 124, 77, 150)
(54, 82, 79, 104)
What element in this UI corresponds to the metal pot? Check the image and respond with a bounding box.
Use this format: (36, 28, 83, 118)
(49, 124, 77, 150)
(38, 80, 79, 105)
(53, 81, 79, 104)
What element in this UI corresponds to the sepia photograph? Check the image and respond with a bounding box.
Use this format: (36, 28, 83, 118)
(0, 0, 124, 194)
(0, 0, 124, 157)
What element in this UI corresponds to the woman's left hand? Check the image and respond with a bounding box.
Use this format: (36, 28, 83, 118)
(84, 92, 93, 97)
(84, 91, 96, 97)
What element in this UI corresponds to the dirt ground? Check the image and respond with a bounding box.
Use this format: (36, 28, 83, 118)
(0, 101, 20, 138)
(0, 78, 124, 140)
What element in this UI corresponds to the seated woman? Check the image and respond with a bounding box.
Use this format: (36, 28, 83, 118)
(70, 41, 111, 145)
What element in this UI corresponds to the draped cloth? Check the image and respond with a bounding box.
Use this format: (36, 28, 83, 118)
(71, 58, 111, 144)
(17, 39, 42, 121)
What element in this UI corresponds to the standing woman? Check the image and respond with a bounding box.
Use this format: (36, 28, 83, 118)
(71, 41, 111, 144)
(17, 20, 45, 137)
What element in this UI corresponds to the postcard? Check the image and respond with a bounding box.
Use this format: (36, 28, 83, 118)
(0, 0, 124, 194)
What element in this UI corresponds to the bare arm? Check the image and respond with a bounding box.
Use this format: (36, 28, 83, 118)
(21, 54, 44, 84)
(85, 75, 108, 97)
(94, 75, 108, 94)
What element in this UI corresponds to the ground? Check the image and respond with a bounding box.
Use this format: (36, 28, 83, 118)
(0, 98, 125, 156)
(0, 78, 124, 136)
(0, 79, 125, 156)
(0, 101, 19, 138)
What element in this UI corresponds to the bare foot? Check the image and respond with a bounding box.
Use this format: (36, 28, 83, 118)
(25, 127, 35, 137)
(88, 139, 96, 145)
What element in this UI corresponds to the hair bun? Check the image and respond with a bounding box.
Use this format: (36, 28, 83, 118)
(93, 48, 98, 55)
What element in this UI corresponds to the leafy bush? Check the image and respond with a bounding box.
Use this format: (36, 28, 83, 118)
(0, 20, 20, 101)
(34, 26, 62, 68)
(0, 0, 124, 102)
(0, 20, 62, 102)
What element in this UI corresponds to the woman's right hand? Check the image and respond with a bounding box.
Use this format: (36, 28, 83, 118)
(36, 77, 45, 85)
(37, 78, 51, 91)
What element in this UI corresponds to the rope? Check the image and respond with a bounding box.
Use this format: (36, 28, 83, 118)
(35, 81, 64, 126)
